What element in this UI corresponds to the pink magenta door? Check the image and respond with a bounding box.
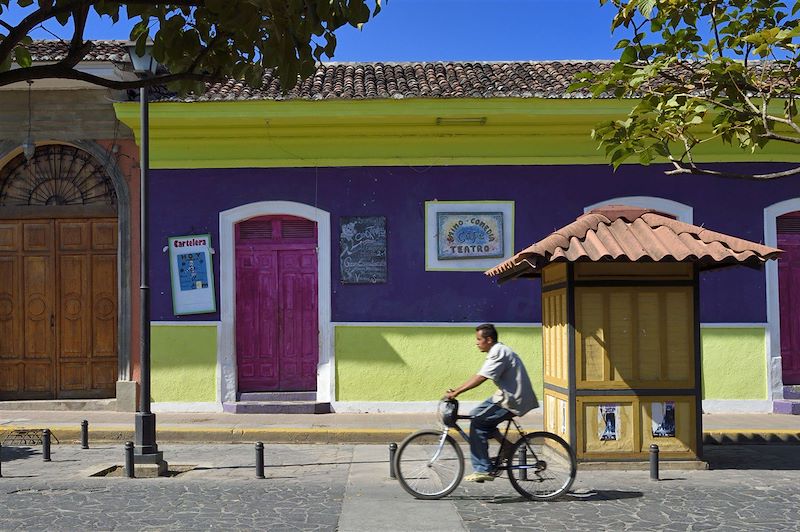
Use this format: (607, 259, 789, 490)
(235, 216, 318, 392)
(778, 212, 800, 385)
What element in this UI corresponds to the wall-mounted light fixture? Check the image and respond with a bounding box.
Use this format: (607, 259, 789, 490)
(21, 80, 35, 160)
(435, 117, 487, 126)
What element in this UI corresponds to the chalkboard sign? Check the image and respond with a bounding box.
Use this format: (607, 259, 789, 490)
(340, 216, 387, 284)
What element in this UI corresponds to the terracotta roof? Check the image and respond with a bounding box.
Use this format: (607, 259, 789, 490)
(485, 205, 782, 281)
(28, 40, 129, 62)
(27, 40, 790, 102)
(165, 61, 613, 102)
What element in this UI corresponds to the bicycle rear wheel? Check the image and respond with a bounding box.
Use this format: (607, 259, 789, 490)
(394, 429, 464, 500)
(507, 432, 576, 501)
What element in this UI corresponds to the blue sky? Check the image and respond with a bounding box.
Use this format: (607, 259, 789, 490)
(4, 0, 622, 61)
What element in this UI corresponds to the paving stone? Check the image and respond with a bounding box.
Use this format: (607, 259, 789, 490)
(0, 444, 798, 530)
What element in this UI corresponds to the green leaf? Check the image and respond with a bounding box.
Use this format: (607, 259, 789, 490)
(620, 46, 637, 64)
(14, 45, 31, 68)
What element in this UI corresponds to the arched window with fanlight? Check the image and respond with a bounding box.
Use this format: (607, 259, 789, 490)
(0, 144, 116, 208)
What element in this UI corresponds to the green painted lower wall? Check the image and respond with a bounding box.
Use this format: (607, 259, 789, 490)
(151, 325, 217, 402)
(334, 326, 543, 402)
(146, 324, 766, 404)
(700, 327, 766, 400)
(334, 326, 767, 402)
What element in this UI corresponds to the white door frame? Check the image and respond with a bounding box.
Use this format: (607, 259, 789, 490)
(219, 201, 332, 404)
(584, 196, 694, 223)
(764, 198, 800, 399)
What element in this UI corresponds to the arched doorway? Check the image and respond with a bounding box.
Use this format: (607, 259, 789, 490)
(778, 211, 800, 385)
(219, 201, 332, 407)
(0, 144, 119, 399)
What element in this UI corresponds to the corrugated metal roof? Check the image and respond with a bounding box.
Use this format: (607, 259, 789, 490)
(486, 205, 782, 281)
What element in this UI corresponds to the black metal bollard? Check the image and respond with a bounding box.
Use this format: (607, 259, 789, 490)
(388, 443, 397, 479)
(0, 442, 3, 478)
(81, 420, 89, 449)
(649, 444, 659, 481)
(124, 441, 135, 478)
(42, 429, 51, 462)
(518, 446, 528, 481)
(255, 442, 265, 479)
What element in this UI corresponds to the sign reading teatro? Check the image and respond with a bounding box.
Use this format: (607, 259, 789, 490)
(436, 212, 504, 260)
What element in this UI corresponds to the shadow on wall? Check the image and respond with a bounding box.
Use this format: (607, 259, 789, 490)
(334, 326, 542, 402)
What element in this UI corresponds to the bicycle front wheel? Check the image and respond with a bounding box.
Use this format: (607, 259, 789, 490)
(507, 432, 576, 501)
(394, 429, 464, 500)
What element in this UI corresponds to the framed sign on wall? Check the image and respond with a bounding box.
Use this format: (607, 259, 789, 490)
(340, 216, 387, 284)
(425, 201, 514, 271)
(168, 234, 217, 315)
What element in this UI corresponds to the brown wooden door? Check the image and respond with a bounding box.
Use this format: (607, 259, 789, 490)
(0, 218, 117, 399)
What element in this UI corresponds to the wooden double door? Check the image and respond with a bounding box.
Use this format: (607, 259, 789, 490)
(0, 218, 118, 399)
(235, 215, 319, 393)
(779, 212, 800, 385)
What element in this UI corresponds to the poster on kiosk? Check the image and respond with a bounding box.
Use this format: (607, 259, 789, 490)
(168, 234, 217, 315)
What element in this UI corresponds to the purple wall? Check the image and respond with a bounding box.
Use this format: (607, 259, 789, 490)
(149, 163, 800, 323)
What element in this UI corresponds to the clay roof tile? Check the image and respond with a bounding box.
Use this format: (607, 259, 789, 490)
(486, 206, 782, 280)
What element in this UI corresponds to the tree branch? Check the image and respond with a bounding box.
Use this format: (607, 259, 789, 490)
(0, 62, 220, 90)
(665, 161, 800, 180)
(0, 0, 88, 67)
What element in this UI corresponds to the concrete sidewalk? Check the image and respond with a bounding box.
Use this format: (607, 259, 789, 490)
(1, 409, 800, 445)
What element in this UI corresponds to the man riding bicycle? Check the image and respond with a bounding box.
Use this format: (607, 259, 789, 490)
(444, 323, 538, 482)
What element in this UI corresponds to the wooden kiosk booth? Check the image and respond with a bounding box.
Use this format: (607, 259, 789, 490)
(487, 206, 781, 463)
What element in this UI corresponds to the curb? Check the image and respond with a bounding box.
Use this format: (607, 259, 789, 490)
(1, 426, 417, 444)
(3, 426, 800, 445)
(702, 430, 800, 445)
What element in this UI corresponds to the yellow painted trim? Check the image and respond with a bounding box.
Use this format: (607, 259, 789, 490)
(113, 99, 800, 169)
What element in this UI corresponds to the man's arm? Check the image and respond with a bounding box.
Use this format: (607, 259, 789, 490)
(445, 374, 487, 400)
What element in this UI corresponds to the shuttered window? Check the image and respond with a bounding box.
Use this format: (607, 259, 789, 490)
(236, 216, 316, 243)
(777, 215, 800, 234)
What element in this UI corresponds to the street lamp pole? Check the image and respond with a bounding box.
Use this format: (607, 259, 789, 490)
(127, 41, 167, 476)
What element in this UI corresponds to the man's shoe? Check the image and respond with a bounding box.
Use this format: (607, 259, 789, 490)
(464, 472, 495, 483)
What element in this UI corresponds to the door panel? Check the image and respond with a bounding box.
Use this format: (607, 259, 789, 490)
(279, 249, 318, 390)
(236, 249, 280, 392)
(59, 254, 89, 358)
(23, 255, 54, 361)
(0, 254, 22, 360)
(235, 215, 318, 393)
(779, 232, 800, 384)
(0, 223, 23, 394)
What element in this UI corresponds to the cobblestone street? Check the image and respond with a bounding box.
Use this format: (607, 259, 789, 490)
(0, 443, 799, 530)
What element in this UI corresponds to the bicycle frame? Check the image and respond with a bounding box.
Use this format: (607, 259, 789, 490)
(440, 414, 529, 472)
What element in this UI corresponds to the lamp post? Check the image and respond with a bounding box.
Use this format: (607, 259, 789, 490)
(126, 40, 167, 476)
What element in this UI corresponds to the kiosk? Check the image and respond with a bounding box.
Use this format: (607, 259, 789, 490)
(487, 206, 781, 463)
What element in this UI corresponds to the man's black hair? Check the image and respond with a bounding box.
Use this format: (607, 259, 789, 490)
(476, 323, 498, 342)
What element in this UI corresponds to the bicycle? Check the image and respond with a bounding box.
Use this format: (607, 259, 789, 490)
(393, 399, 577, 501)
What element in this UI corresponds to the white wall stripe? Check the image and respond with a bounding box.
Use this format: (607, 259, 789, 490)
(151, 321, 221, 326)
(701, 400, 772, 414)
(331, 322, 541, 327)
(151, 402, 223, 413)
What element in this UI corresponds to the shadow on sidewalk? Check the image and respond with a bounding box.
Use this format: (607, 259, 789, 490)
(453, 489, 643, 504)
(0, 445, 38, 463)
(704, 445, 800, 470)
(192, 459, 387, 471)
